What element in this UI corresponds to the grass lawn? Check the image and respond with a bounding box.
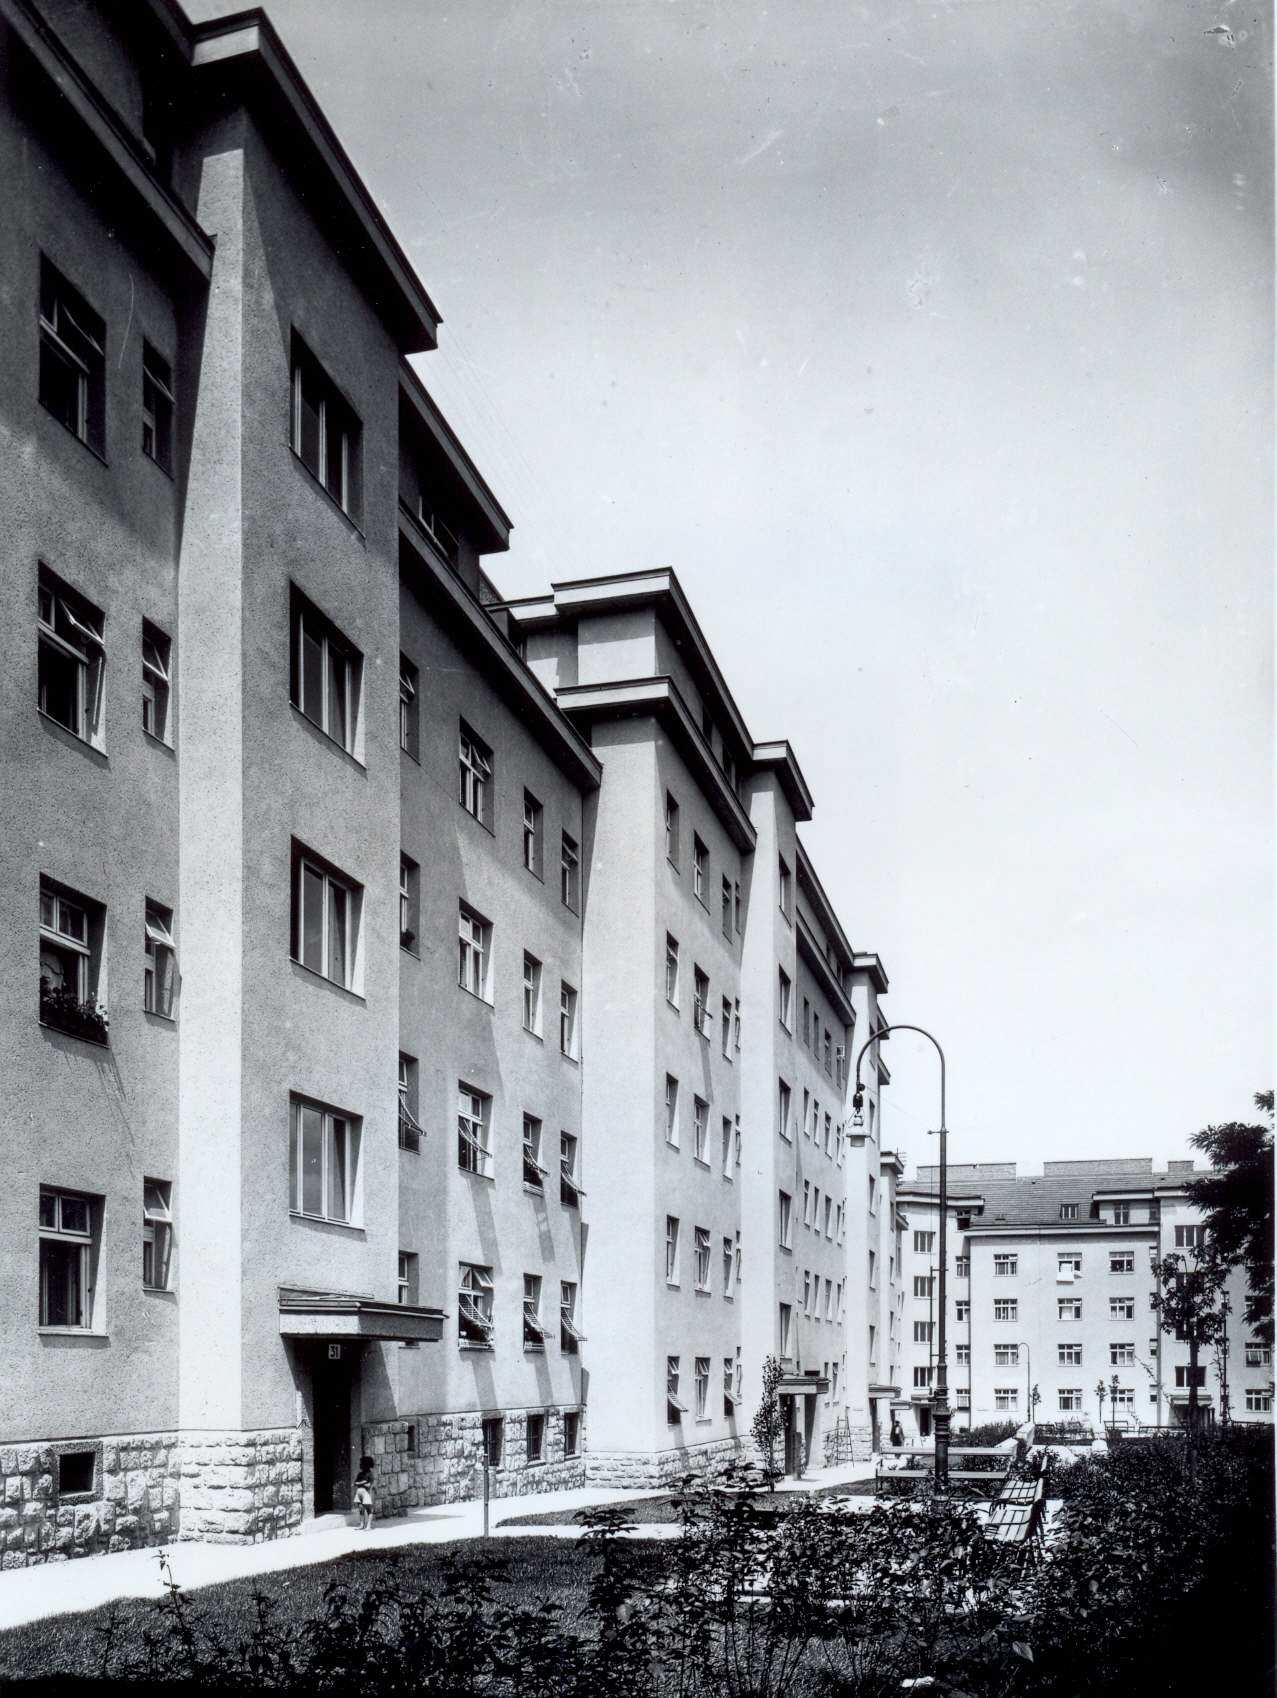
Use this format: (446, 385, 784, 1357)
(499, 1477, 878, 1528)
(0, 1536, 670, 1686)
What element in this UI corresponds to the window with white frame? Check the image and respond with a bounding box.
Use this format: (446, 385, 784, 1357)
(1174, 1225, 1204, 1250)
(39, 1189, 97, 1328)
(734, 1229, 742, 1285)
(1109, 1342, 1135, 1365)
(289, 1096, 360, 1224)
(560, 1132, 583, 1206)
(778, 1302, 793, 1356)
(1112, 1202, 1131, 1225)
(721, 875, 732, 938)
(778, 1078, 792, 1141)
(724, 1356, 736, 1412)
(1109, 1251, 1135, 1274)
(458, 1262, 494, 1344)
(778, 854, 792, 918)
(522, 1114, 548, 1189)
(522, 1273, 547, 1348)
(693, 967, 710, 1036)
(665, 1075, 680, 1146)
(457, 1083, 493, 1177)
(1111, 1386, 1134, 1410)
(559, 981, 578, 1057)
(1059, 1342, 1083, 1365)
(667, 1355, 686, 1423)
(143, 901, 176, 1018)
(993, 1254, 1018, 1277)
(398, 655, 418, 757)
(665, 934, 680, 1007)
(458, 722, 493, 826)
(290, 587, 361, 755)
(522, 790, 543, 876)
(1059, 1298, 1083, 1321)
(37, 567, 105, 745)
(292, 843, 361, 990)
(914, 1231, 934, 1254)
(993, 1343, 1018, 1366)
(141, 340, 174, 472)
(458, 904, 491, 1000)
(665, 1215, 680, 1283)
(1059, 1202, 1079, 1221)
(398, 1053, 422, 1152)
(141, 621, 172, 741)
(560, 1280, 583, 1352)
(291, 331, 361, 518)
(913, 1321, 933, 1343)
(823, 1196, 832, 1238)
(1244, 1342, 1272, 1367)
(1059, 1388, 1083, 1411)
(778, 967, 792, 1030)
(1245, 1388, 1272, 1412)
(956, 1299, 970, 1322)
(39, 257, 105, 452)
(803, 1180, 812, 1227)
(723, 1235, 733, 1295)
(1058, 1253, 1083, 1279)
(694, 1226, 711, 1290)
(993, 1299, 1018, 1322)
(778, 1189, 793, 1248)
(560, 832, 580, 911)
(399, 855, 418, 952)
(141, 1180, 172, 1290)
(734, 1113, 741, 1167)
(733, 998, 742, 1051)
(397, 1250, 418, 1306)
(39, 878, 105, 1039)
(913, 1366, 931, 1388)
(693, 1097, 709, 1163)
(664, 792, 680, 866)
(721, 997, 732, 1056)
(1110, 1297, 1135, 1320)
(694, 1356, 710, 1419)
(955, 1256, 969, 1277)
(994, 1387, 1019, 1411)
(956, 1387, 971, 1409)
(692, 835, 708, 904)
(955, 1342, 970, 1364)
(522, 952, 542, 1034)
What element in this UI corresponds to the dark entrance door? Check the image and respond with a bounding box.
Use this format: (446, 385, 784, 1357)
(312, 1345, 353, 1513)
(918, 1403, 932, 1439)
(869, 1399, 880, 1451)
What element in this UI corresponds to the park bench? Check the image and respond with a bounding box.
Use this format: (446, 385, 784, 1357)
(874, 1447, 1013, 1500)
(983, 1474, 1047, 1566)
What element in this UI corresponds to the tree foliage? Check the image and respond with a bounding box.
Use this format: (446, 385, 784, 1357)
(1188, 1089, 1274, 1342)
(1150, 1252, 1229, 1426)
(750, 1353, 785, 1485)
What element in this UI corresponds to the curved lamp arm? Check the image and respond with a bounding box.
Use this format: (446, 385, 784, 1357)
(851, 1022, 947, 1133)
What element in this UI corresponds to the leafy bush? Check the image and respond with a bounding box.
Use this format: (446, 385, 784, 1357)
(952, 1421, 1018, 1447)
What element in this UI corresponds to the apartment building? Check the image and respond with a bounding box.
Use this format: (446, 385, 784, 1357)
(898, 1159, 1272, 1433)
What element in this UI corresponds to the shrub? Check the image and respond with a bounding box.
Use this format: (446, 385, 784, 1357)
(952, 1420, 1018, 1447)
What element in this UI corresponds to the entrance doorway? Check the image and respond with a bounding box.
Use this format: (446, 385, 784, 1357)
(311, 1344, 354, 1513)
(869, 1399, 880, 1451)
(917, 1403, 932, 1439)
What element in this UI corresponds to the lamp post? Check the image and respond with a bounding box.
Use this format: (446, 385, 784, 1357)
(853, 1023, 949, 1490)
(1109, 1373, 1121, 1436)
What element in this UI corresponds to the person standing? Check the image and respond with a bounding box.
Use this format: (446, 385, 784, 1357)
(353, 1454, 376, 1530)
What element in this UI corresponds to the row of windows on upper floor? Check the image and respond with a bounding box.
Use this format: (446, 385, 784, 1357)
(910, 1377, 1273, 1414)
(444, 1263, 582, 1357)
(913, 1332, 1269, 1374)
(777, 1079, 846, 1158)
(667, 1353, 746, 1427)
(907, 1232, 1204, 1267)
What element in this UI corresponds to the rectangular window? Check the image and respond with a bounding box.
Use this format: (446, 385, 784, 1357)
(1109, 1252, 1135, 1274)
(458, 1263, 494, 1344)
(778, 967, 792, 1030)
(801, 998, 810, 1044)
(665, 1075, 679, 1146)
(777, 1078, 791, 1141)
(397, 1251, 418, 1306)
(665, 935, 680, 1006)
(522, 952, 543, 1035)
(399, 855, 418, 952)
(955, 1342, 970, 1364)
(665, 1215, 680, 1283)
(458, 722, 493, 827)
(560, 1132, 583, 1207)
(1175, 1225, 1204, 1250)
(1110, 1342, 1135, 1365)
(694, 1356, 710, 1419)
(956, 1299, 970, 1322)
(141, 620, 172, 742)
(723, 1235, 733, 1295)
(694, 1226, 711, 1290)
(289, 1096, 360, 1224)
(956, 1388, 971, 1410)
(823, 1196, 832, 1238)
(1059, 1299, 1083, 1321)
(913, 1366, 931, 1388)
(734, 881, 742, 932)
(824, 1033, 832, 1075)
(693, 967, 710, 1036)
(457, 1083, 493, 1177)
(560, 832, 580, 911)
(913, 1321, 933, 1343)
(1174, 1365, 1206, 1388)
(39, 878, 105, 1042)
(693, 835, 708, 904)
(458, 904, 492, 1001)
(1244, 1342, 1272, 1367)
(141, 1179, 172, 1290)
(993, 1254, 1018, 1277)
(724, 1357, 736, 1412)
(993, 1299, 1018, 1322)
(1057, 1253, 1083, 1281)
(398, 1053, 422, 1152)
(522, 1274, 547, 1348)
(667, 1355, 686, 1423)
(291, 331, 361, 518)
(913, 1275, 933, 1298)
(399, 656, 419, 757)
(778, 1302, 793, 1356)
(693, 1097, 709, 1163)
(38, 1189, 96, 1328)
(1059, 1343, 1083, 1365)
(664, 792, 680, 866)
(721, 997, 732, 1057)
(778, 1189, 793, 1248)
(1113, 1203, 1131, 1225)
(734, 1229, 742, 1285)
(563, 1409, 581, 1455)
(141, 341, 174, 472)
(994, 1344, 1018, 1366)
(733, 998, 742, 1052)
(522, 791, 543, 876)
(994, 1387, 1019, 1411)
(1112, 1387, 1134, 1410)
(559, 981, 578, 1058)
(721, 876, 732, 938)
(482, 1415, 503, 1465)
(37, 566, 105, 746)
(778, 854, 792, 919)
(522, 1115, 548, 1189)
(143, 900, 176, 1018)
(39, 257, 105, 452)
(560, 1280, 583, 1353)
(803, 1180, 811, 1227)
(290, 588, 361, 755)
(415, 496, 460, 566)
(914, 1232, 935, 1254)
(291, 843, 360, 989)
(525, 1413, 545, 1462)
(1110, 1297, 1135, 1320)
(1059, 1202, 1079, 1221)
(955, 1257, 970, 1277)
(1059, 1388, 1083, 1411)
(1245, 1389, 1272, 1412)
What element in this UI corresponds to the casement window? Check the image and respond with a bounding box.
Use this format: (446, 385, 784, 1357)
(733, 880, 742, 932)
(914, 1321, 933, 1343)
(560, 832, 580, 912)
(694, 1357, 710, 1420)
(993, 1254, 1018, 1277)
(141, 1180, 173, 1290)
(867, 1246, 875, 1286)
(824, 1034, 832, 1076)
(522, 791, 543, 876)
(722, 1235, 733, 1295)
(522, 1115, 548, 1189)
(559, 982, 578, 1058)
(37, 567, 105, 745)
(802, 1090, 811, 1140)
(560, 1280, 584, 1353)
(664, 792, 680, 866)
(1110, 1343, 1135, 1365)
(289, 1096, 360, 1224)
(694, 1226, 711, 1290)
(693, 836, 708, 904)
(801, 998, 810, 1044)
(913, 1275, 934, 1298)
(525, 1411, 545, 1461)
(1057, 1254, 1083, 1280)
(1112, 1203, 1131, 1225)
(1245, 1389, 1272, 1412)
(724, 1357, 736, 1413)
(734, 1229, 742, 1285)
(778, 968, 792, 1031)
(777, 1078, 792, 1141)
(457, 904, 492, 1000)
(1059, 1299, 1083, 1321)
(955, 1388, 971, 1410)
(778, 1189, 793, 1249)
(665, 1215, 680, 1283)
(664, 1075, 680, 1146)
(1244, 1342, 1272, 1367)
(398, 657, 419, 758)
(721, 876, 732, 938)
(693, 967, 710, 1036)
(914, 1231, 935, 1254)
(734, 1114, 742, 1168)
(665, 935, 680, 1007)
(733, 999, 742, 1052)
(1059, 1202, 1079, 1221)
(1111, 1387, 1134, 1410)
(1174, 1365, 1206, 1388)
(458, 1262, 494, 1344)
(457, 1084, 493, 1177)
(522, 1274, 547, 1348)
(290, 588, 361, 755)
(481, 1415, 503, 1465)
(955, 1257, 970, 1277)
(1058, 1387, 1083, 1411)
(1059, 1343, 1083, 1365)
(693, 1098, 709, 1164)
(667, 1355, 686, 1423)
(143, 900, 176, 1018)
(1110, 1297, 1135, 1320)
(563, 1410, 581, 1456)
(290, 331, 361, 518)
(778, 854, 792, 919)
(955, 1342, 970, 1364)
(721, 997, 732, 1057)
(913, 1366, 931, 1388)
(39, 258, 105, 452)
(868, 1324, 876, 1361)
(397, 1251, 418, 1306)
(778, 1303, 793, 1357)
(397, 1050, 423, 1147)
(993, 1299, 1018, 1322)
(1175, 1225, 1204, 1249)
(957, 1300, 973, 1323)
(803, 1180, 811, 1227)
(141, 341, 174, 472)
(39, 878, 106, 1042)
(39, 1189, 97, 1329)
(823, 1197, 832, 1238)
(291, 843, 361, 990)
(560, 1132, 584, 1207)
(993, 1344, 1018, 1366)
(836, 1046, 845, 1088)
(458, 722, 493, 826)
(994, 1387, 1019, 1411)
(141, 621, 172, 741)
(867, 1174, 876, 1213)
(823, 1113, 832, 1155)
(522, 953, 543, 1035)
(399, 855, 418, 952)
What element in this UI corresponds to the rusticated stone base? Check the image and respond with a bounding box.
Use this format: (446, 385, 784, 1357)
(363, 1409, 587, 1512)
(177, 1429, 304, 1545)
(0, 1434, 179, 1569)
(584, 1435, 746, 1490)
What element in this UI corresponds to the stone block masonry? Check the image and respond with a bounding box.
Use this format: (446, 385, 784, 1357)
(584, 1435, 746, 1490)
(177, 1430, 304, 1545)
(0, 1433, 180, 1569)
(364, 1407, 587, 1512)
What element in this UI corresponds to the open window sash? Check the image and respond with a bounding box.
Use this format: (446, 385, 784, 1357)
(560, 1310, 586, 1344)
(58, 601, 105, 651)
(142, 637, 170, 686)
(398, 1093, 424, 1150)
(522, 1144, 549, 1184)
(559, 1166, 586, 1202)
(457, 1117, 486, 1163)
(458, 1291, 493, 1338)
(666, 1392, 688, 1414)
(144, 911, 175, 949)
(522, 1303, 548, 1340)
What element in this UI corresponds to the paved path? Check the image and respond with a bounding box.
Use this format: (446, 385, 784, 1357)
(0, 1458, 878, 1633)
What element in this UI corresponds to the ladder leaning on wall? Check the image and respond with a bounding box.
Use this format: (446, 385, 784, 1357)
(827, 1411, 856, 1463)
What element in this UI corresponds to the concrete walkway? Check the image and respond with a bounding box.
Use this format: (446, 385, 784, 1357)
(0, 1458, 878, 1633)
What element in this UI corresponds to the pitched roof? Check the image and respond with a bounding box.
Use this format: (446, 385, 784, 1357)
(899, 1158, 1205, 1228)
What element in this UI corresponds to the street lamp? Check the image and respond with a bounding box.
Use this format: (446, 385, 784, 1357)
(853, 1023, 950, 1490)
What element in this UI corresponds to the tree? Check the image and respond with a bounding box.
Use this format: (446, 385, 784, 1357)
(750, 1354, 784, 1487)
(1187, 1091, 1274, 1343)
(1150, 1252, 1229, 1429)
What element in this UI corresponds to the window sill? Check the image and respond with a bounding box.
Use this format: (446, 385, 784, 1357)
(142, 448, 175, 482)
(459, 805, 496, 838)
(40, 401, 108, 465)
(694, 1286, 712, 1297)
(664, 1140, 680, 1153)
(288, 1211, 365, 1236)
(289, 703, 367, 771)
(560, 1052, 579, 1067)
(143, 1009, 177, 1028)
(523, 1344, 546, 1355)
(458, 1168, 496, 1183)
(665, 1280, 680, 1290)
(458, 984, 494, 1010)
(142, 726, 175, 755)
(39, 1019, 110, 1049)
(692, 1157, 710, 1170)
(523, 1026, 544, 1043)
(459, 1340, 494, 1353)
(400, 746, 421, 766)
(289, 958, 366, 1004)
(288, 444, 365, 538)
(38, 1327, 108, 1339)
(523, 1183, 546, 1199)
(38, 710, 108, 763)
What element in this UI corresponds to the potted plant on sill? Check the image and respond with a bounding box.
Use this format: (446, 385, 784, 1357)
(39, 980, 109, 1045)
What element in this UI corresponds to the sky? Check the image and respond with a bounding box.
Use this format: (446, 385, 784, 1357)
(192, 0, 1274, 1173)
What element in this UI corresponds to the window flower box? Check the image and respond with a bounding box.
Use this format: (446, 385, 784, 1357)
(40, 981, 108, 1045)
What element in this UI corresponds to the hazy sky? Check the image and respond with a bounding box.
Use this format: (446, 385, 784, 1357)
(192, 0, 1273, 1170)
